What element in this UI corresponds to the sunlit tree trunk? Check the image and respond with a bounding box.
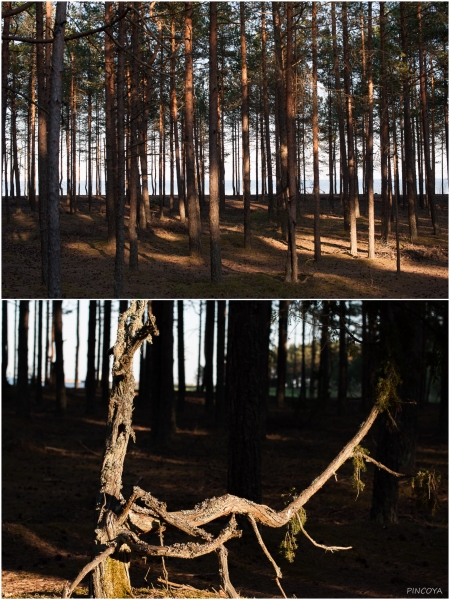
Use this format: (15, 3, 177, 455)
(366, 2, 375, 259)
(400, 3, 418, 243)
(240, 3, 251, 249)
(342, 3, 358, 256)
(105, 1, 117, 242)
(185, 2, 202, 257)
(312, 2, 321, 262)
(209, 2, 223, 283)
(17, 301, 30, 418)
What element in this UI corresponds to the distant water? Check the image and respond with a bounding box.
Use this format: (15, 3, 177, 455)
(5, 178, 448, 198)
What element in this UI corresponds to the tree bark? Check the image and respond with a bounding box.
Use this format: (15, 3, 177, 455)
(215, 300, 226, 428)
(337, 301, 347, 415)
(53, 300, 66, 414)
(185, 2, 202, 257)
(114, 6, 126, 298)
(128, 5, 139, 270)
(204, 300, 215, 415)
(312, 2, 321, 262)
(86, 301, 97, 415)
(261, 2, 274, 219)
(2, 300, 8, 389)
(177, 300, 186, 414)
(47, 2, 67, 298)
(150, 301, 175, 450)
(276, 300, 289, 407)
(227, 301, 271, 504)
(102, 301, 112, 405)
(90, 302, 158, 598)
(240, 3, 251, 249)
(400, 3, 418, 242)
(342, 3, 358, 256)
(208, 2, 223, 283)
(104, 2, 117, 243)
(366, 2, 375, 258)
(17, 301, 30, 418)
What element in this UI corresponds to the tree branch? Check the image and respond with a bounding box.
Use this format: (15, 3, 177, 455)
(2, 2, 34, 18)
(61, 544, 117, 599)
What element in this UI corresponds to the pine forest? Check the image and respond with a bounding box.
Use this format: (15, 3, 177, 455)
(1, 1, 448, 299)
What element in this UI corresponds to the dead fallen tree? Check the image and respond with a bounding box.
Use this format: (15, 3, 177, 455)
(61, 301, 403, 599)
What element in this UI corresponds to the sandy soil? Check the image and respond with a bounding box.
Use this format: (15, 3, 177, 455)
(2, 195, 447, 299)
(2, 386, 448, 598)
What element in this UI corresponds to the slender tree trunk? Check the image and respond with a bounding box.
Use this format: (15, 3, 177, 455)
(209, 2, 223, 284)
(400, 3, 418, 242)
(185, 2, 202, 257)
(53, 300, 66, 414)
(366, 2, 375, 259)
(36, 301, 43, 404)
(312, 2, 321, 262)
(204, 300, 215, 416)
(379, 3, 390, 242)
(128, 6, 140, 270)
(114, 6, 126, 298)
(170, 11, 185, 223)
(337, 301, 347, 415)
(86, 301, 97, 415)
(240, 3, 251, 249)
(105, 2, 117, 241)
(342, 3, 358, 256)
(417, 3, 439, 234)
(215, 300, 226, 428)
(102, 301, 112, 405)
(2, 2, 11, 221)
(177, 300, 186, 414)
(28, 55, 37, 211)
(276, 300, 289, 407)
(332, 3, 349, 232)
(47, 2, 67, 298)
(300, 304, 306, 403)
(2, 301, 8, 389)
(70, 53, 77, 214)
(17, 301, 30, 418)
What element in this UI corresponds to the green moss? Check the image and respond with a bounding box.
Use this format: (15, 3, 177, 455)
(375, 360, 402, 413)
(352, 446, 370, 498)
(101, 554, 133, 598)
(411, 469, 442, 516)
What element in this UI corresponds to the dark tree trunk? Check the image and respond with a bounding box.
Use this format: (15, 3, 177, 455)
(17, 301, 30, 418)
(170, 10, 185, 223)
(47, 2, 67, 298)
(128, 6, 139, 270)
(36, 301, 43, 404)
(227, 301, 271, 504)
(370, 302, 420, 524)
(209, 2, 223, 283)
(276, 300, 289, 407)
(204, 300, 215, 415)
(53, 300, 66, 414)
(102, 301, 112, 404)
(337, 301, 347, 415)
(2, 300, 8, 389)
(317, 302, 331, 405)
(74, 300, 80, 389)
(177, 300, 186, 414)
(438, 305, 448, 439)
(86, 301, 97, 415)
(300, 304, 306, 404)
(215, 300, 226, 428)
(150, 301, 175, 450)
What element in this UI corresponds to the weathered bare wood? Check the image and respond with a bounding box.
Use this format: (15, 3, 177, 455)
(61, 544, 117, 599)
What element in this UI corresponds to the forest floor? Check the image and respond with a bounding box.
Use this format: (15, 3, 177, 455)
(2, 386, 448, 598)
(2, 194, 448, 299)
